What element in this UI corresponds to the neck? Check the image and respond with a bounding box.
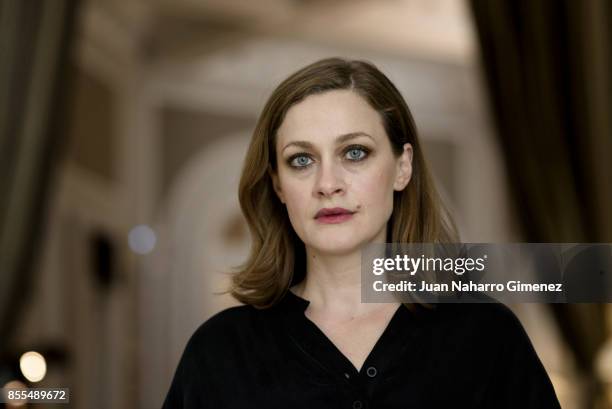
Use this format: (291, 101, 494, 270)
(292, 246, 397, 318)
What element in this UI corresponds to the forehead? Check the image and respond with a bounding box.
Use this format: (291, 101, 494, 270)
(276, 90, 385, 146)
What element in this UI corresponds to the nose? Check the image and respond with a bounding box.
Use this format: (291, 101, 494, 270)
(314, 160, 345, 198)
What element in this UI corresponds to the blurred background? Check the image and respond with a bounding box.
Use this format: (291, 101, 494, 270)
(0, 0, 611, 408)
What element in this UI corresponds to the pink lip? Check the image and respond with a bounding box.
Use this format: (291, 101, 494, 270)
(315, 207, 355, 224)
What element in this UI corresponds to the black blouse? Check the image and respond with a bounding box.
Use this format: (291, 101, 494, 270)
(161, 290, 562, 409)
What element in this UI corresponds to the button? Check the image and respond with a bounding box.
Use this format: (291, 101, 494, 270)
(366, 366, 377, 378)
(344, 372, 351, 379)
(352, 400, 363, 409)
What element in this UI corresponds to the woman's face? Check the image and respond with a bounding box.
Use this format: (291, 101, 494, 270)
(271, 89, 413, 256)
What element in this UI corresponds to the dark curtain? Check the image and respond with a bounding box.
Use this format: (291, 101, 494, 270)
(470, 1, 612, 408)
(0, 0, 80, 351)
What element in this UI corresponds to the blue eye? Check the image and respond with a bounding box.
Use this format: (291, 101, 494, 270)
(345, 146, 369, 161)
(286, 145, 370, 169)
(289, 155, 313, 168)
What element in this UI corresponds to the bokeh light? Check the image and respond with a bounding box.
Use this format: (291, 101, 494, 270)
(2, 380, 27, 407)
(128, 225, 157, 254)
(19, 351, 46, 382)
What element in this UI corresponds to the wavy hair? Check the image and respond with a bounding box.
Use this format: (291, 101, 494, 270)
(228, 57, 458, 308)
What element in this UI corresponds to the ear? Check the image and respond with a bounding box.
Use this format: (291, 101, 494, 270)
(393, 143, 413, 191)
(268, 165, 286, 204)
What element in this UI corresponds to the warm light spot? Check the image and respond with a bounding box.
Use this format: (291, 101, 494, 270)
(19, 351, 46, 382)
(3, 380, 27, 407)
(597, 338, 612, 382)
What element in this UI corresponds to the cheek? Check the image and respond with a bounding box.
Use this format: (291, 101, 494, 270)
(279, 178, 310, 223)
(354, 166, 396, 209)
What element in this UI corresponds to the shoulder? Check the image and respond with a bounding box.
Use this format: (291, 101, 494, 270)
(197, 304, 260, 333)
(433, 298, 517, 320)
(181, 302, 287, 358)
(425, 302, 546, 381)
(436, 304, 562, 407)
(163, 305, 267, 408)
(185, 304, 266, 351)
(430, 301, 530, 345)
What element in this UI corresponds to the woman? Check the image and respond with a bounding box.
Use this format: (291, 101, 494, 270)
(162, 58, 561, 408)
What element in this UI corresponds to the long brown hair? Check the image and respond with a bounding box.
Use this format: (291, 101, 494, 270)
(229, 57, 458, 308)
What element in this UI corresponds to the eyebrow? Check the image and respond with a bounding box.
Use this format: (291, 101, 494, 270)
(281, 132, 375, 153)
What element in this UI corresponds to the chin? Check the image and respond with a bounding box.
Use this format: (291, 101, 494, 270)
(308, 232, 369, 256)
